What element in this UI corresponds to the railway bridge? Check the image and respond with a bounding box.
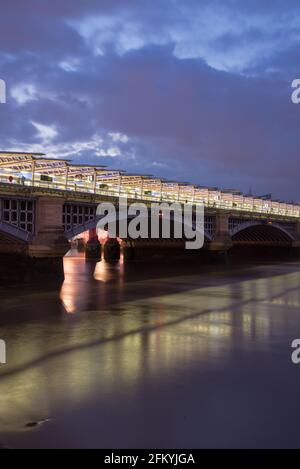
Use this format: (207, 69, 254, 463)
(0, 151, 299, 277)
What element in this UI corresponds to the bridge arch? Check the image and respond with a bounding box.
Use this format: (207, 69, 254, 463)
(0, 221, 33, 242)
(64, 212, 213, 242)
(230, 221, 295, 244)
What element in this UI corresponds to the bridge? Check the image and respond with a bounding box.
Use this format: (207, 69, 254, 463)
(0, 151, 299, 277)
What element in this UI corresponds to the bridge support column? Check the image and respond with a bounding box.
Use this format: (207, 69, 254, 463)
(209, 213, 232, 253)
(104, 238, 121, 261)
(85, 228, 101, 260)
(292, 221, 300, 252)
(122, 239, 135, 260)
(29, 197, 69, 259)
(26, 197, 69, 281)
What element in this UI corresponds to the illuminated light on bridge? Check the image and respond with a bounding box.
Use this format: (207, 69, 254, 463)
(0, 151, 299, 218)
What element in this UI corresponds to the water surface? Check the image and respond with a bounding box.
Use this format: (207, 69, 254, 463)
(0, 254, 300, 448)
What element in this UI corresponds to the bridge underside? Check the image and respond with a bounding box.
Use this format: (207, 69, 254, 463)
(231, 224, 293, 246)
(0, 231, 28, 255)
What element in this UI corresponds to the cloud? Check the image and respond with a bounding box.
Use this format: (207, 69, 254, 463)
(6, 131, 131, 162)
(71, 1, 300, 74)
(0, 1, 300, 200)
(31, 121, 58, 143)
(11, 83, 38, 106)
(59, 58, 81, 72)
(11, 82, 59, 106)
(109, 132, 129, 143)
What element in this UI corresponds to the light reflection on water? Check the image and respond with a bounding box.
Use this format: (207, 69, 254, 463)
(1, 257, 300, 448)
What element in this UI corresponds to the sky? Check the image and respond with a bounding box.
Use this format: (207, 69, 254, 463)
(0, 0, 299, 200)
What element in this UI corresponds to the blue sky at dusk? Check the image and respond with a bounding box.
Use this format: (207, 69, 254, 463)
(0, 0, 299, 199)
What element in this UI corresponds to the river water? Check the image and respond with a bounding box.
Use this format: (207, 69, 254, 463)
(0, 253, 300, 448)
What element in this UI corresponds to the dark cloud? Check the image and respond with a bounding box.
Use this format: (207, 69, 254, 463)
(0, 0, 300, 200)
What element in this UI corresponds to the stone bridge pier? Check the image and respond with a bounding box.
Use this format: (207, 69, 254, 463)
(29, 197, 69, 258)
(292, 221, 300, 250)
(28, 197, 70, 281)
(0, 196, 70, 283)
(209, 213, 232, 253)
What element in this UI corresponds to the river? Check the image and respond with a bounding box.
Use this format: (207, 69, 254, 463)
(0, 253, 300, 448)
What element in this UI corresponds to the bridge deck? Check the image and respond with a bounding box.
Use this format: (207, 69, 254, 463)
(0, 152, 299, 220)
(0, 180, 299, 223)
